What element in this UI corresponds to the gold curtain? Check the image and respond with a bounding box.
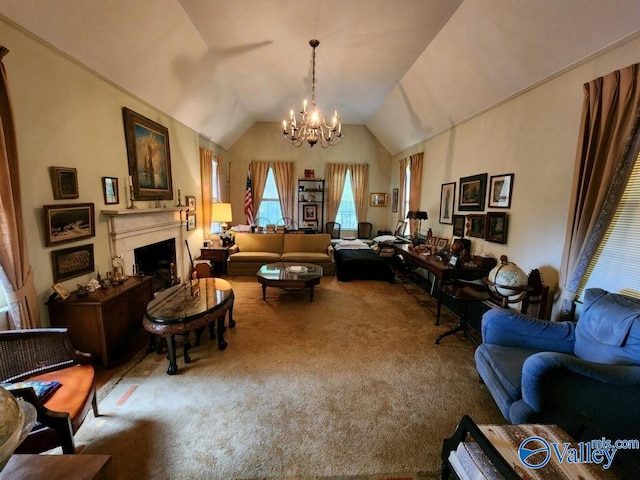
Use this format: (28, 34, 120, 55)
(398, 157, 408, 222)
(350, 163, 369, 223)
(557, 63, 640, 319)
(0, 47, 39, 329)
(408, 152, 424, 236)
(199, 147, 213, 240)
(326, 163, 349, 223)
(272, 161, 294, 220)
(250, 161, 270, 222)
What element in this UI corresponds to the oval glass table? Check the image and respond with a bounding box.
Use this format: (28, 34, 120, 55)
(144, 277, 235, 375)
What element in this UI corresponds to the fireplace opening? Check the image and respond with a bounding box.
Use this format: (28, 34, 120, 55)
(134, 239, 178, 292)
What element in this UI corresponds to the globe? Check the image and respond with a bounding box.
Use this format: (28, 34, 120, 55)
(487, 256, 528, 303)
(0, 387, 36, 472)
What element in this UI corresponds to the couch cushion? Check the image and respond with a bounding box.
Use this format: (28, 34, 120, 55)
(234, 233, 284, 254)
(227, 252, 281, 263)
(281, 252, 331, 263)
(575, 288, 640, 365)
(283, 233, 330, 253)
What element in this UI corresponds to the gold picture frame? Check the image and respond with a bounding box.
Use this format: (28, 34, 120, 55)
(370, 193, 388, 207)
(49, 166, 79, 199)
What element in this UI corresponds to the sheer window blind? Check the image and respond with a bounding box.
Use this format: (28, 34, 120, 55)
(578, 151, 640, 299)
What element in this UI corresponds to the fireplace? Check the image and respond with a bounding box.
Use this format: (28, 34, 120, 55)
(134, 239, 177, 292)
(102, 207, 189, 289)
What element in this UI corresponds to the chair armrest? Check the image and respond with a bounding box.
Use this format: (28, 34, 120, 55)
(328, 245, 335, 261)
(228, 245, 239, 254)
(521, 351, 640, 412)
(481, 309, 575, 353)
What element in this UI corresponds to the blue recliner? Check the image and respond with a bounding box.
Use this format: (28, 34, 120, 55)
(475, 288, 640, 442)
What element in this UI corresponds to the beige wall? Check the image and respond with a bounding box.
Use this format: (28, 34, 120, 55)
(226, 122, 392, 234)
(1, 19, 212, 325)
(390, 35, 640, 311)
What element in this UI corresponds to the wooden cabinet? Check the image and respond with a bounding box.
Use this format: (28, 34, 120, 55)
(47, 276, 153, 367)
(200, 247, 230, 274)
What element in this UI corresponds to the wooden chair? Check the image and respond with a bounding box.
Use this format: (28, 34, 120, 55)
(0, 328, 98, 454)
(357, 222, 373, 239)
(325, 222, 341, 239)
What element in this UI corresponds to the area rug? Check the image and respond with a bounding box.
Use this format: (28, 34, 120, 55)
(73, 276, 504, 479)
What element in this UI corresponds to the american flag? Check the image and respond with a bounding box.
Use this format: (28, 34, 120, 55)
(244, 171, 255, 225)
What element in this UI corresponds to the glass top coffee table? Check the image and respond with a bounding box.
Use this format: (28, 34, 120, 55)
(256, 262, 322, 302)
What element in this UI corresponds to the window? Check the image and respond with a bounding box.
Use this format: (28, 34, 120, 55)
(335, 170, 357, 229)
(578, 152, 640, 299)
(209, 157, 221, 233)
(256, 167, 282, 224)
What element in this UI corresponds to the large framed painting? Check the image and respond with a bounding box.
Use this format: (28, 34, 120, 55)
(43, 203, 95, 247)
(122, 107, 173, 201)
(439, 182, 456, 224)
(51, 243, 94, 282)
(458, 173, 487, 211)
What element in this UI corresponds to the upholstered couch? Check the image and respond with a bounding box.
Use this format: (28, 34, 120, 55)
(227, 233, 334, 276)
(475, 288, 640, 443)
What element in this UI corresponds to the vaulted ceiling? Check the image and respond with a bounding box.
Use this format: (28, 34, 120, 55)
(2, 1, 640, 155)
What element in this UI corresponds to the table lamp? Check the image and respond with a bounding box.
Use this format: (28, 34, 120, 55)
(406, 210, 428, 243)
(211, 202, 232, 234)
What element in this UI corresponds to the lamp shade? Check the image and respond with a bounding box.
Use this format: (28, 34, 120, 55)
(211, 202, 232, 222)
(406, 210, 428, 220)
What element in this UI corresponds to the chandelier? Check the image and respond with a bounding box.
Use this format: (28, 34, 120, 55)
(282, 39, 343, 148)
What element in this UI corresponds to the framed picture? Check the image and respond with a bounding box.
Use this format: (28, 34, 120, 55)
(435, 237, 449, 252)
(488, 173, 514, 208)
(304, 169, 315, 180)
(102, 177, 119, 205)
(43, 203, 95, 247)
(448, 254, 460, 268)
(466, 214, 486, 238)
(458, 173, 488, 211)
(392, 188, 399, 213)
(186, 213, 196, 231)
(452, 214, 466, 237)
(439, 182, 456, 224)
(49, 167, 79, 199)
(394, 220, 406, 236)
(303, 204, 318, 221)
(370, 193, 388, 207)
(122, 107, 173, 201)
(425, 236, 437, 248)
(185, 195, 196, 210)
(486, 212, 509, 243)
(52, 282, 71, 300)
(51, 244, 94, 282)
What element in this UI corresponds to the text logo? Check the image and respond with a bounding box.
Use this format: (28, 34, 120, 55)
(518, 436, 551, 469)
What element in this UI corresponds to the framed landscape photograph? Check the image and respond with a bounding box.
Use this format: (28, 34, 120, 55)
(370, 192, 388, 207)
(102, 177, 119, 205)
(303, 204, 318, 221)
(439, 182, 456, 224)
(49, 166, 79, 199)
(43, 203, 95, 247)
(486, 212, 509, 243)
(466, 214, 486, 238)
(452, 214, 466, 237)
(458, 173, 487, 211)
(488, 173, 514, 208)
(51, 243, 94, 282)
(123, 107, 173, 201)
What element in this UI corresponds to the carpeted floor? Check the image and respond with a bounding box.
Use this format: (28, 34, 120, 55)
(73, 275, 505, 479)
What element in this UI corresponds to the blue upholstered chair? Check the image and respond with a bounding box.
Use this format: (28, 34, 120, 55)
(475, 288, 640, 443)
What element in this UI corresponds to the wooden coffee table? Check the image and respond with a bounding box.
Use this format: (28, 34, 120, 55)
(257, 262, 322, 302)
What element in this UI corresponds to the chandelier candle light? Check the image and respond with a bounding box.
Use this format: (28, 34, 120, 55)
(282, 39, 343, 148)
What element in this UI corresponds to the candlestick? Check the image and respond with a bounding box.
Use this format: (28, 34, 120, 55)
(128, 184, 137, 209)
(176, 188, 183, 207)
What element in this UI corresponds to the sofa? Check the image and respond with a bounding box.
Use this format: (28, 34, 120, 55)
(475, 288, 640, 444)
(227, 233, 334, 276)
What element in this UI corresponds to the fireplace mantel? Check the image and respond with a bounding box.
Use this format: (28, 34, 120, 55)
(102, 208, 190, 278)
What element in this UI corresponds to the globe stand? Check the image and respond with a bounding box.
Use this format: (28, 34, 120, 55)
(484, 255, 529, 308)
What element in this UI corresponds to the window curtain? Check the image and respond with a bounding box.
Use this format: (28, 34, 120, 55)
(250, 161, 270, 221)
(350, 163, 369, 222)
(326, 163, 348, 222)
(408, 152, 424, 236)
(557, 63, 640, 319)
(398, 157, 408, 222)
(272, 161, 294, 220)
(199, 147, 213, 239)
(0, 47, 39, 329)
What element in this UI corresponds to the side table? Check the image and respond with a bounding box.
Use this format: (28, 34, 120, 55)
(200, 246, 230, 274)
(435, 281, 490, 346)
(0, 454, 112, 480)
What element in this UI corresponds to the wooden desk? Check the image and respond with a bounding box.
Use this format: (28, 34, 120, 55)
(0, 454, 112, 479)
(394, 244, 496, 325)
